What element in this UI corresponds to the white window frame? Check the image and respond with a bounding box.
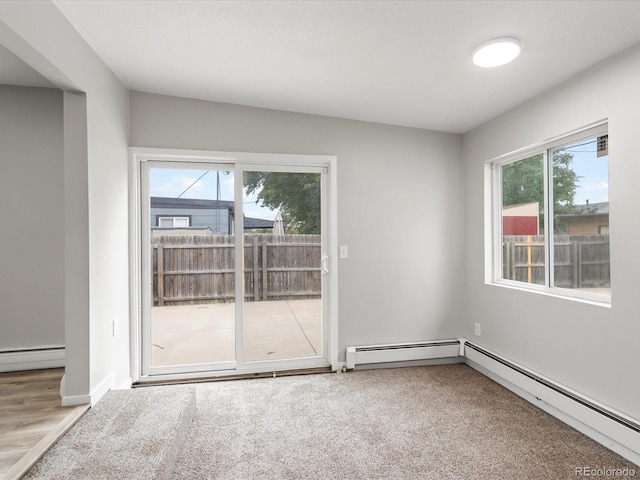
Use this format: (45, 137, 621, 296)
(157, 216, 190, 228)
(486, 121, 610, 306)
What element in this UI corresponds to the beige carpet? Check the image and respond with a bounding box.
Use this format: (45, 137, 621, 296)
(26, 365, 637, 479)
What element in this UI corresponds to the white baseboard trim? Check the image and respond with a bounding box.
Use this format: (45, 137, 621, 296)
(117, 377, 133, 390)
(61, 392, 91, 407)
(89, 371, 115, 405)
(61, 371, 115, 406)
(0, 346, 65, 372)
(464, 342, 640, 466)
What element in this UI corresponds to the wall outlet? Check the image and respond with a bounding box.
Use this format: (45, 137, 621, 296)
(113, 319, 119, 337)
(339, 245, 348, 259)
(474, 322, 481, 337)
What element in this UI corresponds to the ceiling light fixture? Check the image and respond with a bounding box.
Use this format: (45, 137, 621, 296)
(472, 37, 521, 68)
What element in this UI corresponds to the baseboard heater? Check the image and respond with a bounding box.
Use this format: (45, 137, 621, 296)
(0, 346, 65, 373)
(345, 340, 461, 370)
(464, 341, 640, 435)
(345, 339, 639, 463)
(464, 342, 640, 433)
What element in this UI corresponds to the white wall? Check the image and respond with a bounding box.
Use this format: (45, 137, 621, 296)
(130, 92, 464, 360)
(0, 85, 64, 350)
(0, 2, 130, 402)
(462, 44, 640, 420)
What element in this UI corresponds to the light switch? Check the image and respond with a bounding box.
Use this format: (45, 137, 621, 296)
(339, 245, 348, 259)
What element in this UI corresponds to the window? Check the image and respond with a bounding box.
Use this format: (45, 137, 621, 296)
(157, 216, 190, 228)
(491, 124, 610, 302)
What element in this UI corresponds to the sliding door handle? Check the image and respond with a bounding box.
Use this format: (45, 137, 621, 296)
(321, 256, 330, 274)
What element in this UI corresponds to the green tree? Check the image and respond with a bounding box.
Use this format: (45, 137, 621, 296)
(502, 151, 580, 231)
(551, 151, 580, 215)
(502, 153, 545, 208)
(243, 172, 320, 234)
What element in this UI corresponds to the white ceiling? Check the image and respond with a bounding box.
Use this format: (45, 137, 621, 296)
(33, 1, 640, 133)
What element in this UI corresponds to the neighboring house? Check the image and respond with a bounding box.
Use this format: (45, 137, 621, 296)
(502, 202, 539, 235)
(150, 196, 274, 234)
(556, 201, 609, 235)
(244, 216, 277, 231)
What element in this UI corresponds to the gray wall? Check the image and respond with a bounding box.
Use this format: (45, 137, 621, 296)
(0, 85, 64, 349)
(462, 44, 640, 420)
(130, 91, 465, 359)
(0, 2, 130, 401)
(12, 2, 637, 425)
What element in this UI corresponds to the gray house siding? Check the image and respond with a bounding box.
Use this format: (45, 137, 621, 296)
(152, 206, 232, 234)
(150, 197, 273, 234)
(151, 197, 233, 234)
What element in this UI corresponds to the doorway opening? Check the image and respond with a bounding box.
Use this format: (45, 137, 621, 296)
(131, 149, 337, 381)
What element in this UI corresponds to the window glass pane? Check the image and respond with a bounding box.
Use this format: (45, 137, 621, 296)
(149, 167, 237, 368)
(158, 217, 173, 227)
(551, 136, 609, 295)
(242, 171, 322, 362)
(500, 154, 545, 285)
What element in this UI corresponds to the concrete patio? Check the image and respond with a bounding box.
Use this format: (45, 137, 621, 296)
(150, 299, 321, 367)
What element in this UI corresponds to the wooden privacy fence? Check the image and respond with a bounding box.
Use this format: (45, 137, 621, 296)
(152, 234, 321, 306)
(502, 234, 610, 288)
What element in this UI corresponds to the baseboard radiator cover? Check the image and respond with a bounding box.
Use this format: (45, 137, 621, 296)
(0, 346, 65, 372)
(345, 340, 462, 370)
(464, 341, 640, 464)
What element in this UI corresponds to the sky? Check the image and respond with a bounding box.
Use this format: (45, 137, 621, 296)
(150, 139, 607, 220)
(561, 137, 608, 206)
(149, 167, 277, 220)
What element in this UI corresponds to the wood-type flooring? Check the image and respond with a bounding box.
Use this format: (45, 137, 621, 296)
(0, 369, 87, 480)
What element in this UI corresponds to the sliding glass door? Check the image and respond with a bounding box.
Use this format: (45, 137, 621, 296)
(139, 157, 329, 378)
(141, 163, 237, 374)
(242, 169, 323, 363)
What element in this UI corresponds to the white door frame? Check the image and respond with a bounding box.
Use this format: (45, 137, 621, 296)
(129, 147, 338, 382)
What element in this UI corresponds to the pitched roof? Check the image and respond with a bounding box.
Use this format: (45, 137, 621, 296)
(557, 201, 608, 218)
(150, 196, 232, 209)
(243, 217, 274, 229)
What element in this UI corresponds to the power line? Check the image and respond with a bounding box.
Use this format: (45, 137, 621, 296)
(177, 171, 209, 198)
(559, 139, 596, 151)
